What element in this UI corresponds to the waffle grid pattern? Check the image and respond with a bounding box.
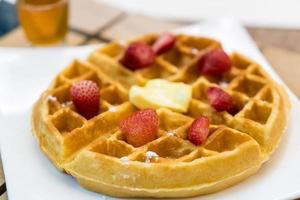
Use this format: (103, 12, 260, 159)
(32, 34, 289, 198)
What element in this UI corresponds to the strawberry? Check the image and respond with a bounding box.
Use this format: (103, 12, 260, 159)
(120, 109, 158, 147)
(207, 87, 236, 114)
(152, 33, 176, 55)
(198, 49, 231, 77)
(70, 80, 100, 119)
(121, 42, 155, 70)
(188, 117, 210, 145)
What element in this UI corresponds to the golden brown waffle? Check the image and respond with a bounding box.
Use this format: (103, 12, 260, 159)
(32, 34, 290, 198)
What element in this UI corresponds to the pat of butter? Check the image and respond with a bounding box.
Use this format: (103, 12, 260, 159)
(129, 79, 192, 113)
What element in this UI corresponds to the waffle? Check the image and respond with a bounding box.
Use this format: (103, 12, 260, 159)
(32, 34, 290, 198)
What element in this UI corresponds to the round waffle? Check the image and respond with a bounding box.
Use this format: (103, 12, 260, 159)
(32, 34, 290, 198)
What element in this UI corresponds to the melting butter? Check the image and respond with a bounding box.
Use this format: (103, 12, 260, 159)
(129, 79, 192, 113)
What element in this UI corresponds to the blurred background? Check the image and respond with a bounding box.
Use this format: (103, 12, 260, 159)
(0, 0, 300, 199)
(0, 0, 300, 51)
(0, 0, 299, 100)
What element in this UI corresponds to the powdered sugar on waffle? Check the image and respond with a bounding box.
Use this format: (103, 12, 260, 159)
(219, 81, 229, 89)
(62, 101, 72, 107)
(122, 174, 137, 182)
(145, 151, 159, 163)
(191, 48, 199, 55)
(118, 39, 127, 47)
(167, 131, 175, 136)
(120, 156, 129, 165)
(122, 174, 130, 179)
(108, 106, 118, 112)
(47, 95, 57, 102)
(119, 173, 139, 182)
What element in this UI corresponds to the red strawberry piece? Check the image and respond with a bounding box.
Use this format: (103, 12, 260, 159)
(70, 80, 100, 119)
(152, 33, 176, 55)
(120, 109, 158, 147)
(207, 87, 236, 114)
(188, 117, 210, 145)
(121, 42, 155, 70)
(198, 49, 231, 77)
(227, 104, 239, 115)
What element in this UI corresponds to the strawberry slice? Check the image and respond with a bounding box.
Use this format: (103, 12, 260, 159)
(152, 33, 176, 55)
(198, 49, 231, 76)
(120, 109, 158, 147)
(70, 80, 100, 119)
(207, 87, 236, 114)
(188, 117, 210, 145)
(121, 42, 155, 70)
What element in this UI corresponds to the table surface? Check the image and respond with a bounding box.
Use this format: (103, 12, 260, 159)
(0, 0, 300, 199)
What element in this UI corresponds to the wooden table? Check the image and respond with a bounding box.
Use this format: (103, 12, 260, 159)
(0, 0, 299, 199)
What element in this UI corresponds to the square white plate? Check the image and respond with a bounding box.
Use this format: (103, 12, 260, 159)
(0, 18, 300, 200)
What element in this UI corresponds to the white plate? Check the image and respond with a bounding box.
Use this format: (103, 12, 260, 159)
(0, 19, 300, 200)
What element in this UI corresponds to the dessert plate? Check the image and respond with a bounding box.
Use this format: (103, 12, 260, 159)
(0, 18, 300, 200)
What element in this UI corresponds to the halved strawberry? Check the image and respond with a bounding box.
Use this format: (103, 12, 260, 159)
(188, 117, 210, 145)
(70, 80, 100, 119)
(152, 33, 176, 55)
(198, 49, 231, 76)
(207, 87, 236, 114)
(121, 42, 155, 70)
(120, 109, 158, 147)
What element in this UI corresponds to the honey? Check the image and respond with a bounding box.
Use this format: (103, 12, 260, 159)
(17, 0, 68, 45)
